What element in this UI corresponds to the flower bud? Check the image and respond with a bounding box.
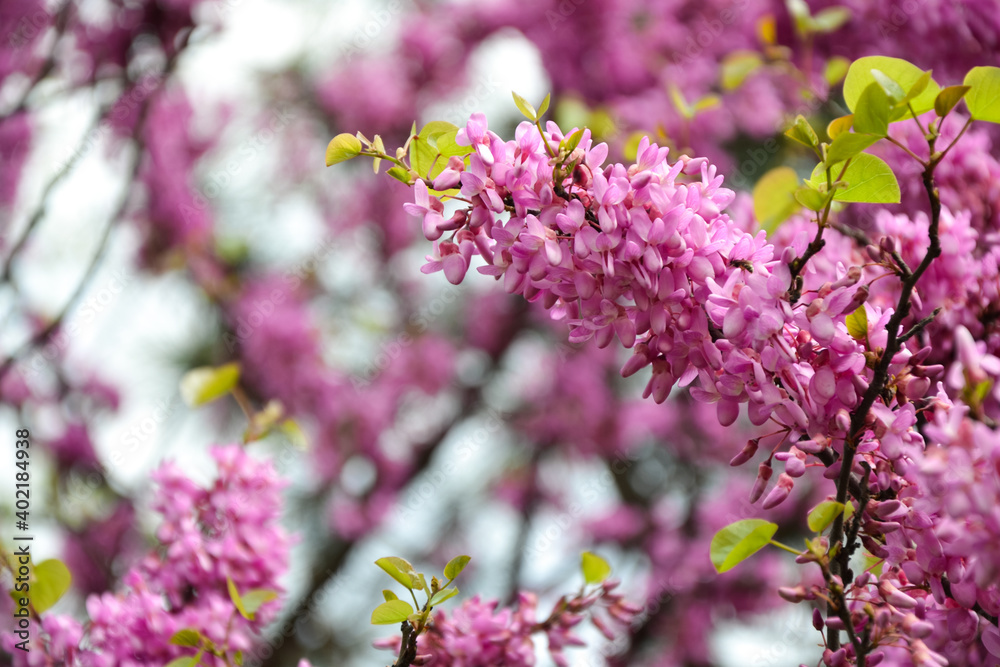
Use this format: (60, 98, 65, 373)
(749, 461, 773, 503)
(730, 439, 758, 467)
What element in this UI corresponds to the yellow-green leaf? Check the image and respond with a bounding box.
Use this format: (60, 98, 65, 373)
(710, 519, 778, 573)
(536, 93, 551, 118)
(443, 555, 471, 580)
(180, 363, 240, 407)
(371, 599, 415, 625)
(753, 166, 800, 234)
(846, 305, 869, 342)
(279, 419, 308, 450)
(809, 153, 899, 204)
(382, 589, 398, 602)
(721, 51, 764, 90)
(692, 95, 721, 113)
(386, 166, 413, 185)
(794, 185, 829, 212)
(827, 115, 854, 140)
(375, 556, 419, 589)
(170, 629, 203, 648)
(325, 133, 363, 166)
(428, 586, 459, 607)
(963, 66, 1000, 123)
(934, 85, 971, 117)
(811, 6, 851, 33)
(785, 115, 819, 148)
(852, 83, 890, 136)
(32, 560, 71, 614)
(824, 57, 850, 86)
(512, 91, 537, 120)
(825, 132, 880, 166)
(808, 501, 846, 532)
(669, 84, 691, 119)
(241, 589, 278, 616)
(581, 551, 612, 584)
(227, 576, 249, 620)
(843, 56, 940, 117)
(165, 658, 200, 667)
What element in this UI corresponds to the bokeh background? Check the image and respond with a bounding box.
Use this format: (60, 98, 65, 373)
(2, 0, 999, 665)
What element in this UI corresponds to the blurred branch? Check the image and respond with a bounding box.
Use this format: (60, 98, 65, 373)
(0, 0, 73, 120)
(0, 31, 192, 382)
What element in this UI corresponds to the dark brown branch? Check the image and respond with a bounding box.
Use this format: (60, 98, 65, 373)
(826, 142, 944, 657)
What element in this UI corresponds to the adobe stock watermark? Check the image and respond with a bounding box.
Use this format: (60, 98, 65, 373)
(181, 107, 296, 225)
(523, 448, 640, 557)
(340, 0, 409, 62)
(243, 570, 349, 667)
(223, 236, 337, 352)
(667, 0, 752, 67)
(63, 397, 176, 505)
(875, 0, 931, 38)
(56, 70, 164, 173)
(351, 282, 461, 388)
(24, 270, 133, 379)
(395, 408, 507, 521)
(438, 75, 503, 127)
(6, 6, 49, 49)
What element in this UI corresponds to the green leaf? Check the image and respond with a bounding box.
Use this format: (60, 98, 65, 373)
(409, 121, 460, 179)
(870, 69, 905, 103)
(824, 57, 850, 86)
(809, 153, 899, 203)
(752, 167, 801, 233)
(371, 599, 415, 625)
(843, 57, 940, 117)
(846, 305, 869, 342)
(170, 629, 203, 648)
(784, 115, 819, 149)
(710, 519, 779, 573)
(560, 129, 584, 154)
(375, 557, 419, 589)
(808, 501, 846, 532)
(536, 93, 551, 118)
(32, 559, 71, 614)
(382, 589, 398, 602)
(794, 185, 829, 212)
(721, 51, 764, 90)
(692, 95, 720, 113)
(827, 115, 854, 139)
(227, 576, 249, 620)
(180, 363, 240, 407)
(581, 551, 612, 584)
(669, 84, 691, 119)
(428, 586, 460, 607)
(241, 589, 278, 616)
(900, 70, 933, 106)
(963, 67, 1000, 123)
(512, 91, 537, 121)
(386, 166, 413, 185)
(279, 419, 308, 450)
(443, 555, 471, 581)
(852, 83, 890, 136)
(811, 6, 851, 33)
(325, 133, 363, 166)
(786, 0, 815, 35)
(436, 128, 473, 159)
(164, 658, 200, 667)
(825, 132, 880, 166)
(934, 85, 971, 117)
(234, 651, 243, 666)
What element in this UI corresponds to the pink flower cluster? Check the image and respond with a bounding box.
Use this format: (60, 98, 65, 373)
(7, 446, 291, 667)
(401, 112, 1000, 664)
(412, 114, 881, 472)
(376, 581, 640, 667)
